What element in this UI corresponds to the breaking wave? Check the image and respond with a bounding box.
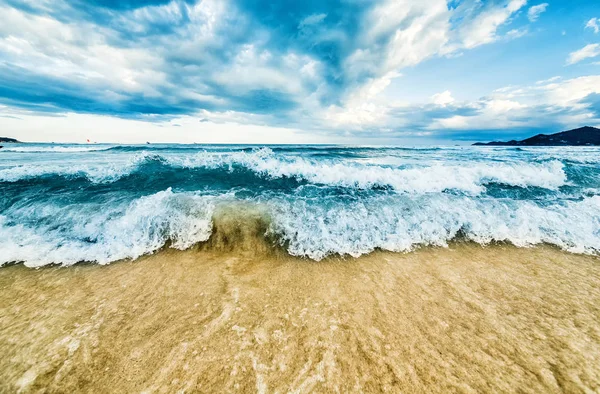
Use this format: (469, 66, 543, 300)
(2, 144, 599, 266)
(0, 149, 568, 194)
(1, 188, 599, 266)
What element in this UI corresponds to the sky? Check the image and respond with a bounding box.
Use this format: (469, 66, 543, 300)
(1, 0, 600, 144)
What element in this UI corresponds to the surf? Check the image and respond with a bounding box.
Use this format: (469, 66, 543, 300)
(1, 144, 599, 266)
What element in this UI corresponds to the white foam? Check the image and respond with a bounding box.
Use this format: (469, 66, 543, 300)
(168, 148, 568, 194)
(267, 194, 600, 260)
(0, 146, 569, 193)
(0, 189, 216, 267)
(1, 147, 597, 266)
(0, 152, 152, 183)
(1, 189, 599, 265)
(0, 149, 568, 193)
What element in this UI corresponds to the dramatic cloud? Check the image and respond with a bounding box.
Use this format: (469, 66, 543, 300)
(1, 0, 596, 143)
(527, 3, 548, 22)
(567, 44, 600, 65)
(0, 1, 530, 118)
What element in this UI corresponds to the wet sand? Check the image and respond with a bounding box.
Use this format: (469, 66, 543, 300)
(1, 244, 600, 393)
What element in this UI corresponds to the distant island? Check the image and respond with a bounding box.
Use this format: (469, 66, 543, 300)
(0, 137, 20, 143)
(473, 126, 600, 146)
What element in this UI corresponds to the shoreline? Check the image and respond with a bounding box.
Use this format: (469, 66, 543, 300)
(1, 244, 599, 392)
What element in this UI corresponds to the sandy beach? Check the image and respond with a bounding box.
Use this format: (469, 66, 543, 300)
(3, 0, 600, 391)
(1, 244, 599, 393)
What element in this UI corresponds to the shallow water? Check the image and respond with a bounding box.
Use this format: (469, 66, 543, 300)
(1, 245, 599, 393)
(2, 144, 600, 266)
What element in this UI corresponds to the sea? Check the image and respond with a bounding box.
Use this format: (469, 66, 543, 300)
(1, 143, 599, 267)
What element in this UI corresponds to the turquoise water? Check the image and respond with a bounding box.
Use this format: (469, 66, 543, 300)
(1, 143, 600, 266)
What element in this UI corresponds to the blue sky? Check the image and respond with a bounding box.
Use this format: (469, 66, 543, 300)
(0, 0, 599, 144)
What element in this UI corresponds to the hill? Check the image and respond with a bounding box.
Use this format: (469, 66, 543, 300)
(0, 137, 19, 143)
(473, 126, 600, 146)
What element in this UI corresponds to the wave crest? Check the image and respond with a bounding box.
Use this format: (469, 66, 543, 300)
(0, 189, 216, 266)
(2, 189, 599, 266)
(0, 148, 568, 194)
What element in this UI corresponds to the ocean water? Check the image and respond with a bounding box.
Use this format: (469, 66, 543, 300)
(1, 143, 599, 266)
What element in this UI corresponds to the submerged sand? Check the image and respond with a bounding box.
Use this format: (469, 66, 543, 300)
(1, 245, 599, 393)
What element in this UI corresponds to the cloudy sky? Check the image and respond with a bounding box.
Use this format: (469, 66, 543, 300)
(1, 0, 599, 144)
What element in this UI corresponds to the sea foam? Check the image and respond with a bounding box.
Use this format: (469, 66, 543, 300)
(0, 189, 216, 267)
(0, 148, 568, 194)
(269, 194, 600, 260)
(1, 189, 599, 265)
(1, 145, 598, 266)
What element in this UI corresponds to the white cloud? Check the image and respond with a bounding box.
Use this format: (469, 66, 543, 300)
(333, 0, 530, 131)
(299, 13, 327, 28)
(527, 3, 548, 22)
(211, 45, 310, 96)
(567, 44, 600, 65)
(345, 0, 450, 81)
(536, 76, 561, 84)
(322, 71, 401, 129)
(6, 74, 600, 142)
(457, 0, 528, 50)
(505, 28, 528, 40)
(435, 115, 469, 129)
(429, 75, 600, 131)
(0, 5, 169, 97)
(539, 75, 600, 106)
(0, 0, 556, 141)
(314, 74, 600, 136)
(586, 18, 600, 34)
(431, 90, 455, 106)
